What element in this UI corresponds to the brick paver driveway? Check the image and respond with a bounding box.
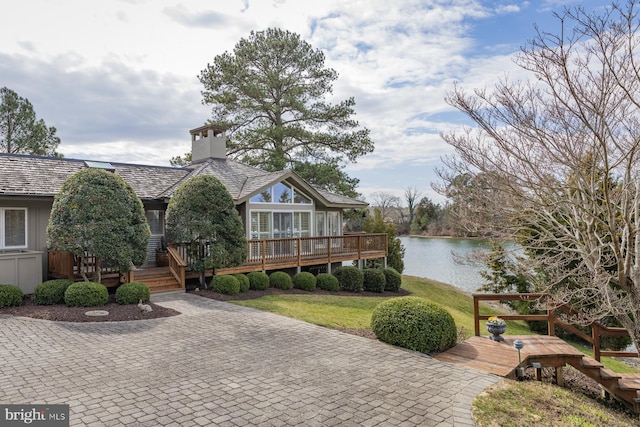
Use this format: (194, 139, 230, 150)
(0, 293, 499, 426)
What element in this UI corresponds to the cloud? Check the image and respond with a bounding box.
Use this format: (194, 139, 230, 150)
(0, 52, 209, 164)
(163, 4, 232, 28)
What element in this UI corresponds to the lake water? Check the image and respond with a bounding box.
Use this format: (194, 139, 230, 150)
(399, 236, 488, 293)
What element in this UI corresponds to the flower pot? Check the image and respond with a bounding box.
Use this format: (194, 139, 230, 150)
(156, 251, 169, 267)
(486, 323, 506, 341)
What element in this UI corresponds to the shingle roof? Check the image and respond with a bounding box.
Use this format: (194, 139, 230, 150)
(0, 153, 367, 208)
(0, 153, 189, 199)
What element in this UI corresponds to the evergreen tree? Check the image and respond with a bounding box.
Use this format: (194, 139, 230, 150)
(0, 87, 61, 156)
(47, 169, 149, 282)
(198, 28, 373, 196)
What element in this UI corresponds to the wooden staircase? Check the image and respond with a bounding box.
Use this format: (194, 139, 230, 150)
(131, 267, 183, 293)
(564, 355, 640, 412)
(436, 335, 640, 413)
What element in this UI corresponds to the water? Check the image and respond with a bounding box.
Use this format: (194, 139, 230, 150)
(400, 236, 488, 293)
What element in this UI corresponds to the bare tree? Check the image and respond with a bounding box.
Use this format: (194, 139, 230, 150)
(438, 0, 640, 349)
(404, 187, 422, 228)
(369, 191, 400, 222)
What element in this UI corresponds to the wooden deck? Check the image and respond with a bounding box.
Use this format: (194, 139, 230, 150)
(436, 335, 640, 413)
(435, 335, 584, 377)
(48, 233, 388, 292)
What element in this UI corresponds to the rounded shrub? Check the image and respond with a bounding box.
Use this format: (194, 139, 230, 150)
(233, 274, 250, 293)
(293, 272, 316, 292)
(333, 266, 364, 292)
(64, 281, 109, 307)
(247, 272, 269, 290)
(270, 271, 292, 290)
(34, 279, 72, 305)
(363, 269, 386, 293)
(316, 273, 339, 292)
(383, 267, 402, 292)
(371, 297, 457, 353)
(211, 275, 241, 295)
(115, 282, 150, 304)
(0, 284, 23, 308)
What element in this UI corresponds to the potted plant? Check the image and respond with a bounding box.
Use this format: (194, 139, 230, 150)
(486, 316, 507, 341)
(155, 237, 169, 267)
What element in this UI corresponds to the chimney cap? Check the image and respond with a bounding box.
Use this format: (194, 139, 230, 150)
(189, 123, 228, 137)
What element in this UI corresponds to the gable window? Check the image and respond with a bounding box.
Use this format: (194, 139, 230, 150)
(249, 182, 312, 205)
(1, 208, 27, 249)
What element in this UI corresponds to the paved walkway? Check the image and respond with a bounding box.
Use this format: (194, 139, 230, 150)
(0, 293, 500, 426)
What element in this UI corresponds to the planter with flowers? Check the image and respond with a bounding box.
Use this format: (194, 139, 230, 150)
(486, 316, 507, 341)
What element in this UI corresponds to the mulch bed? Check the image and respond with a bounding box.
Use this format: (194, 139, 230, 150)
(0, 287, 410, 323)
(0, 296, 180, 322)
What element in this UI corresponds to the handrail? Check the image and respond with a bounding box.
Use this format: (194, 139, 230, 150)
(167, 245, 186, 288)
(473, 293, 638, 362)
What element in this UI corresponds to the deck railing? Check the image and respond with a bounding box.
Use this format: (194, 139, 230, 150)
(49, 233, 388, 286)
(473, 293, 638, 361)
(47, 250, 119, 281)
(172, 233, 388, 272)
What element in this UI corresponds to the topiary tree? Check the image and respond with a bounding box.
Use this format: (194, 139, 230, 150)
(115, 282, 150, 304)
(210, 275, 241, 295)
(64, 282, 109, 307)
(233, 273, 250, 293)
(362, 269, 386, 293)
(316, 273, 339, 291)
(383, 267, 402, 292)
(165, 175, 247, 288)
(269, 271, 292, 290)
(34, 279, 72, 305)
(371, 297, 457, 353)
(47, 168, 150, 282)
(333, 266, 364, 292)
(247, 271, 270, 290)
(293, 272, 316, 292)
(0, 284, 23, 308)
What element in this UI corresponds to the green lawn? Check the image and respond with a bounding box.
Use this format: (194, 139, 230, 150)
(231, 274, 532, 337)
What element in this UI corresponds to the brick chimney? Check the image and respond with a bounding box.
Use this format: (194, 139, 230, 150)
(189, 124, 228, 162)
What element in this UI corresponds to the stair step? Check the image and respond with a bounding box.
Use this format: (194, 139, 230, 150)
(600, 369, 622, 380)
(146, 283, 183, 293)
(618, 378, 640, 391)
(581, 358, 604, 369)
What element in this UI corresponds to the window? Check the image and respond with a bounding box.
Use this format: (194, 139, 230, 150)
(251, 212, 272, 239)
(293, 212, 310, 237)
(250, 188, 272, 203)
(1, 208, 27, 249)
(249, 182, 312, 205)
(315, 212, 326, 237)
(273, 183, 292, 203)
(327, 211, 340, 236)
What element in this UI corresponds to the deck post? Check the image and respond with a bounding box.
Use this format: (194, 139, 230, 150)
(593, 324, 601, 362)
(473, 296, 480, 336)
(555, 367, 564, 386)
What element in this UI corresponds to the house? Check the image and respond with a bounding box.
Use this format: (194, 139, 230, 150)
(0, 125, 387, 293)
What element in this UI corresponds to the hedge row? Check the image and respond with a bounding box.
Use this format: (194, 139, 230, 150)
(208, 267, 402, 295)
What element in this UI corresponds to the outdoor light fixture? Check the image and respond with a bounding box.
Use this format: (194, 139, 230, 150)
(514, 339, 525, 378)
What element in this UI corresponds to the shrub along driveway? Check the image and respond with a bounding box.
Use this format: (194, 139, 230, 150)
(0, 293, 499, 426)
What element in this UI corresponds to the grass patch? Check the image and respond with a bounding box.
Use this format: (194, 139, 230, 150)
(232, 294, 389, 329)
(473, 380, 638, 427)
(232, 274, 532, 337)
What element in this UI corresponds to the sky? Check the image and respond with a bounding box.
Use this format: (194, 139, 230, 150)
(0, 0, 606, 205)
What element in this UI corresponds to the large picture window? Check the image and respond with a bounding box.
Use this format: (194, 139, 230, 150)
(250, 182, 312, 205)
(1, 208, 27, 249)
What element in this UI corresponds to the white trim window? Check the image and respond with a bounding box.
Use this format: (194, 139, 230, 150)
(1, 208, 27, 249)
(250, 182, 312, 205)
